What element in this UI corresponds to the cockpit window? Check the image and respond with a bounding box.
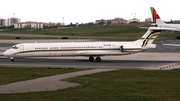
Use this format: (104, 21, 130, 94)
(11, 46, 18, 49)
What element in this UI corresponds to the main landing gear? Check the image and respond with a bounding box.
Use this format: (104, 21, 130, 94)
(89, 56, 101, 62)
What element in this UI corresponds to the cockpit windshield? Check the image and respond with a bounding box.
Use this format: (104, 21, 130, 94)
(11, 46, 18, 49)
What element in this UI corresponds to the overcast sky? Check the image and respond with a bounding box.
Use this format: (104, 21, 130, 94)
(1, 0, 179, 24)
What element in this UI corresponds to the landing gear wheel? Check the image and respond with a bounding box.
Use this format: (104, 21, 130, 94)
(10, 57, 14, 62)
(89, 57, 94, 61)
(176, 36, 180, 39)
(96, 57, 101, 62)
(10, 59, 14, 62)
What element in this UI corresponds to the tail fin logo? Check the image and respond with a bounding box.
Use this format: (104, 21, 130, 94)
(135, 27, 161, 47)
(141, 30, 161, 47)
(150, 7, 160, 23)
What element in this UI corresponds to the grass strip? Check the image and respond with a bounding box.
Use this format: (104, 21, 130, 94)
(0, 67, 87, 85)
(0, 69, 180, 101)
(0, 25, 177, 39)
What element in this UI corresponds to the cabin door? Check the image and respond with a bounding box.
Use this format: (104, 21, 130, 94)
(19, 45, 24, 52)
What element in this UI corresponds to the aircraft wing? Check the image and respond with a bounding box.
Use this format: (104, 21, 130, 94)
(161, 41, 180, 46)
(162, 44, 180, 46)
(139, 27, 178, 31)
(139, 27, 149, 29)
(79, 51, 131, 56)
(156, 28, 178, 31)
(135, 25, 177, 31)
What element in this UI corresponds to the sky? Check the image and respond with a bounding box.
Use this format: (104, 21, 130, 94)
(1, 0, 180, 24)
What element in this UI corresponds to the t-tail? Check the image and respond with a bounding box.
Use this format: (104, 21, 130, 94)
(135, 27, 161, 49)
(150, 7, 165, 26)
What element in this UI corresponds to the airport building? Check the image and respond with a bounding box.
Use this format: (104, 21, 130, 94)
(14, 21, 43, 29)
(0, 18, 21, 27)
(96, 18, 130, 25)
(130, 18, 140, 23)
(7, 17, 21, 26)
(0, 18, 5, 27)
(145, 17, 152, 23)
(111, 18, 130, 24)
(96, 19, 111, 24)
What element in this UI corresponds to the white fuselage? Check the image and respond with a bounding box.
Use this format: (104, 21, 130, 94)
(155, 19, 180, 33)
(159, 24, 180, 32)
(3, 27, 161, 61)
(3, 41, 144, 58)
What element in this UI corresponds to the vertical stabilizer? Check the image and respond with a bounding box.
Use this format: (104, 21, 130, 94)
(135, 27, 161, 47)
(150, 7, 165, 25)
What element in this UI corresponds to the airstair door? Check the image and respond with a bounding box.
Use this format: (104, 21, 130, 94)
(19, 45, 24, 52)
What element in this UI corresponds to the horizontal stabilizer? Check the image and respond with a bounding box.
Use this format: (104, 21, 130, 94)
(139, 27, 149, 29)
(152, 27, 177, 31)
(151, 23, 157, 26)
(139, 27, 177, 31)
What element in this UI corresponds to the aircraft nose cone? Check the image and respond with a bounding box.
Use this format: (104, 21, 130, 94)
(3, 50, 10, 56)
(3, 51, 7, 56)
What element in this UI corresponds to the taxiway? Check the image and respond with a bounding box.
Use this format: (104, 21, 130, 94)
(1, 39, 180, 94)
(0, 39, 180, 69)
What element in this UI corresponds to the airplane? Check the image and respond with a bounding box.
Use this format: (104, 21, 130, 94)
(150, 7, 180, 39)
(3, 27, 161, 62)
(161, 40, 180, 47)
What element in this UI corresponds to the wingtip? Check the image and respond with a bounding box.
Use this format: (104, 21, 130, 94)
(161, 40, 164, 45)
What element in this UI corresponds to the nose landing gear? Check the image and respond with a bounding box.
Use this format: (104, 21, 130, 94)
(10, 57, 14, 62)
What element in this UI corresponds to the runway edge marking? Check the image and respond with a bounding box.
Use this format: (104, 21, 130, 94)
(143, 62, 180, 70)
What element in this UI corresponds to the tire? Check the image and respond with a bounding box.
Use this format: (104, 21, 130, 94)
(96, 57, 101, 62)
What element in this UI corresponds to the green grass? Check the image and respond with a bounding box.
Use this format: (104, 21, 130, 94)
(1, 25, 146, 37)
(0, 67, 87, 85)
(1, 68, 180, 101)
(0, 25, 177, 40)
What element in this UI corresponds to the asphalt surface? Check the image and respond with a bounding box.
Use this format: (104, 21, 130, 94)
(0, 33, 175, 40)
(0, 33, 139, 39)
(1, 40, 180, 69)
(1, 39, 180, 94)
